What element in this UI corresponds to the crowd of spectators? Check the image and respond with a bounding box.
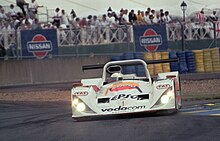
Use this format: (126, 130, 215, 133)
(0, 1, 43, 31)
(1, 1, 219, 31)
(1, 1, 175, 32)
(0, 1, 220, 47)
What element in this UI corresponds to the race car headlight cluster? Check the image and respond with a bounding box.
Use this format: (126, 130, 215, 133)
(152, 87, 174, 108)
(161, 95, 170, 104)
(76, 103, 86, 112)
(72, 98, 79, 105)
(71, 96, 95, 113)
(72, 97, 86, 112)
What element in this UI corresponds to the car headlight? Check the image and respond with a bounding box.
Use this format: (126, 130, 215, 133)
(72, 98, 79, 105)
(151, 88, 174, 108)
(76, 102, 86, 112)
(161, 95, 170, 104)
(166, 90, 173, 97)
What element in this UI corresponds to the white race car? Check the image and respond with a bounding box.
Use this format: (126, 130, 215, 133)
(71, 59, 182, 120)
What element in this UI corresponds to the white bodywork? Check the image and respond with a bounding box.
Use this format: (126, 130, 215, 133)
(71, 59, 181, 119)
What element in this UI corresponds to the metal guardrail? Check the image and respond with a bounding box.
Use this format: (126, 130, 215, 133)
(58, 25, 133, 46)
(166, 21, 220, 41)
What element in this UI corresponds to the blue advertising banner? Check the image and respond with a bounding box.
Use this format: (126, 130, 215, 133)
(133, 25, 168, 52)
(20, 29, 58, 59)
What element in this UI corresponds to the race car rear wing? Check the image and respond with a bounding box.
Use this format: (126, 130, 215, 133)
(82, 58, 178, 71)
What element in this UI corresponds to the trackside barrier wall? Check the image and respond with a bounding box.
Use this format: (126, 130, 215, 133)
(111, 48, 219, 76)
(0, 56, 111, 87)
(203, 49, 213, 72)
(193, 50, 205, 73)
(185, 51, 196, 73)
(210, 48, 220, 72)
(143, 52, 154, 75)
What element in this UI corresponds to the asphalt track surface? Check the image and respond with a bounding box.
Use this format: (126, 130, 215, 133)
(1, 100, 220, 141)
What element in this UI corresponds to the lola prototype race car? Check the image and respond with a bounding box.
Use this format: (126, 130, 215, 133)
(71, 59, 182, 120)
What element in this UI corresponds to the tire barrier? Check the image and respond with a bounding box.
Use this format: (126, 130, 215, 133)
(123, 52, 136, 74)
(111, 55, 123, 61)
(144, 52, 154, 75)
(153, 52, 163, 75)
(134, 52, 145, 76)
(169, 51, 179, 72)
(185, 51, 196, 73)
(176, 51, 188, 74)
(110, 48, 219, 76)
(161, 52, 170, 72)
(210, 48, 220, 72)
(193, 50, 205, 73)
(203, 49, 213, 72)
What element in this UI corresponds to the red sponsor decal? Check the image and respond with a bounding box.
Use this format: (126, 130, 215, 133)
(105, 82, 139, 96)
(74, 91, 88, 96)
(156, 84, 170, 89)
(110, 86, 136, 92)
(92, 85, 100, 93)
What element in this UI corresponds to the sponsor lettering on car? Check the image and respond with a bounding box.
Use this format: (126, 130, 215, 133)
(156, 84, 170, 89)
(101, 105, 146, 112)
(111, 94, 141, 101)
(73, 91, 88, 96)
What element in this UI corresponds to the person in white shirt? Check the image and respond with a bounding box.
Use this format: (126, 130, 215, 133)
(164, 11, 172, 23)
(8, 4, 17, 16)
(29, 0, 43, 18)
(0, 8, 8, 21)
(144, 11, 151, 24)
(52, 8, 62, 28)
(60, 9, 69, 28)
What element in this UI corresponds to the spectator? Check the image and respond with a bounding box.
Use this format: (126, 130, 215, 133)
(158, 13, 166, 24)
(16, 0, 29, 16)
(122, 9, 128, 23)
(128, 9, 137, 24)
(147, 7, 151, 13)
(107, 13, 116, 27)
(107, 6, 113, 14)
(136, 10, 144, 24)
(87, 15, 92, 25)
(70, 9, 77, 21)
(197, 10, 206, 25)
(79, 17, 87, 28)
(160, 9, 164, 15)
(52, 8, 61, 28)
(72, 17, 80, 29)
(8, 4, 17, 17)
(60, 9, 69, 28)
(209, 11, 218, 22)
(22, 15, 33, 25)
(111, 12, 118, 23)
(151, 9, 156, 17)
(10, 14, 20, 29)
(32, 18, 42, 30)
(118, 9, 128, 25)
(0, 8, 8, 21)
(29, 0, 43, 18)
(164, 11, 172, 23)
(91, 15, 99, 28)
(149, 14, 157, 24)
(144, 11, 151, 24)
(155, 13, 161, 24)
(99, 14, 109, 27)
